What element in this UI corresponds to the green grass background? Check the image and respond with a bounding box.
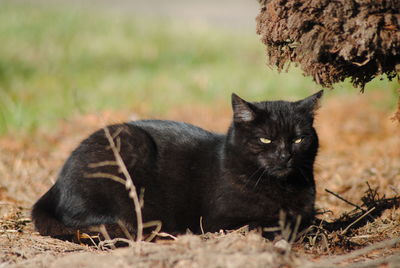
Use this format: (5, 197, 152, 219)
(0, 2, 398, 134)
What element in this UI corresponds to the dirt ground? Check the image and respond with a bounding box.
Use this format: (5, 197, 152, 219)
(1, 93, 400, 267)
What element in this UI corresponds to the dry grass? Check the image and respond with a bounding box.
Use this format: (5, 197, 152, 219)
(0, 93, 399, 267)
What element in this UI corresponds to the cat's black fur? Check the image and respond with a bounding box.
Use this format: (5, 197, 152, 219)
(32, 91, 323, 239)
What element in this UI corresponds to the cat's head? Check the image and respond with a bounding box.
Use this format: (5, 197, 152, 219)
(228, 91, 323, 179)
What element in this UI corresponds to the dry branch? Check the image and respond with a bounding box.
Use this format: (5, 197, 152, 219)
(325, 189, 366, 212)
(102, 126, 144, 242)
(341, 207, 375, 235)
(84, 172, 126, 185)
(320, 185, 400, 233)
(310, 237, 400, 268)
(297, 185, 400, 255)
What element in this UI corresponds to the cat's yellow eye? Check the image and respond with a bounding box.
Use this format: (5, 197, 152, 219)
(260, 138, 272, 144)
(294, 138, 303, 144)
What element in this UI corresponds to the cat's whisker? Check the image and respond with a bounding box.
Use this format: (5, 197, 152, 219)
(254, 169, 268, 188)
(297, 167, 312, 184)
(245, 167, 264, 187)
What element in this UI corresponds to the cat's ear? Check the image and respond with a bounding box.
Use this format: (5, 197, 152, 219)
(231, 93, 256, 123)
(296, 90, 324, 116)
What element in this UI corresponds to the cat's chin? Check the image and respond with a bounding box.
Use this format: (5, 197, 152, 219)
(269, 167, 294, 178)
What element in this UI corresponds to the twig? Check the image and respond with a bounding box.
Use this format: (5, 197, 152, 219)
(200, 216, 205, 235)
(0, 202, 18, 206)
(84, 172, 126, 185)
(334, 255, 400, 268)
(314, 237, 400, 266)
(263, 227, 281, 232)
(139, 188, 145, 208)
(351, 55, 371, 67)
(99, 224, 116, 250)
(289, 215, 301, 244)
(117, 220, 135, 241)
(98, 238, 135, 249)
(78, 232, 100, 249)
(88, 161, 119, 168)
(116, 136, 121, 152)
(155, 232, 178, 240)
(111, 127, 123, 140)
(325, 189, 365, 212)
(341, 207, 376, 235)
(142, 220, 162, 242)
(103, 127, 144, 242)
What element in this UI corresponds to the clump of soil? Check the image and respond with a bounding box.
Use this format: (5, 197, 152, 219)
(256, 0, 400, 89)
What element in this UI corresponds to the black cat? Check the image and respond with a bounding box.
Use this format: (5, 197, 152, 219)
(32, 91, 323, 240)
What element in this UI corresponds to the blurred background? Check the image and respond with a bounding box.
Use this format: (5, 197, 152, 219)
(0, 0, 398, 134)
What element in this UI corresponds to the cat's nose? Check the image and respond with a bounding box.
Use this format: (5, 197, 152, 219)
(279, 153, 291, 162)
